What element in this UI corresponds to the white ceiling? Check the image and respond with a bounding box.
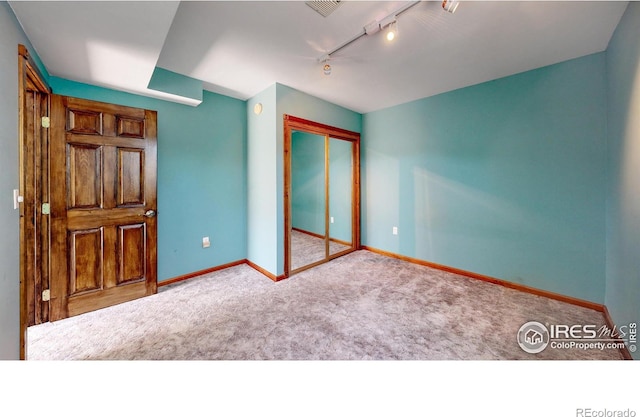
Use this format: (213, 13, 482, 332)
(9, 1, 629, 113)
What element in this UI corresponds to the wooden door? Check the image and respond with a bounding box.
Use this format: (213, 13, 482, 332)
(23, 89, 51, 326)
(49, 95, 157, 321)
(19, 44, 52, 358)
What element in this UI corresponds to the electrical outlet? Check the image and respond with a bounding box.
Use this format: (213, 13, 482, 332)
(392, 226, 398, 235)
(202, 236, 210, 248)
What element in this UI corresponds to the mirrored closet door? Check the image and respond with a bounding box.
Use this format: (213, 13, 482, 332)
(284, 115, 360, 277)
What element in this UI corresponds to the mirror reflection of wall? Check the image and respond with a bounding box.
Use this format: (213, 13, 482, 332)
(329, 137, 353, 256)
(291, 131, 326, 270)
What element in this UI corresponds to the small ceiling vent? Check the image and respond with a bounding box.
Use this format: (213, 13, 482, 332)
(305, 1, 343, 18)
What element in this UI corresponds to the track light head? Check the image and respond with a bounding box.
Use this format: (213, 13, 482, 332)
(442, 0, 460, 14)
(380, 15, 398, 42)
(386, 22, 397, 41)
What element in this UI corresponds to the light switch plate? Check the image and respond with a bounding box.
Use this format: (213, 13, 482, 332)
(202, 236, 210, 248)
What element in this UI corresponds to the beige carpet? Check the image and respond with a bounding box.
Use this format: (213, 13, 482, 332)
(27, 250, 623, 360)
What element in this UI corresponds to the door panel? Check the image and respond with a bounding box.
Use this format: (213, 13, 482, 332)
(67, 108, 103, 135)
(68, 143, 102, 209)
(118, 148, 144, 206)
(69, 228, 103, 295)
(290, 131, 327, 271)
(117, 223, 146, 284)
(50, 95, 157, 321)
(116, 115, 145, 138)
(328, 137, 353, 256)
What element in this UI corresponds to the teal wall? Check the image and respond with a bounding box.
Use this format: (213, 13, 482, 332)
(246, 85, 278, 274)
(147, 66, 203, 102)
(362, 53, 608, 303)
(291, 131, 326, 235)
(0, 1, 40, 359)
(605, 2, 639, 359)
(49, 78, 248, 282)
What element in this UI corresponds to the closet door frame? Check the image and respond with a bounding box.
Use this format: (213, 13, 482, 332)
(283, 114, 360, 278)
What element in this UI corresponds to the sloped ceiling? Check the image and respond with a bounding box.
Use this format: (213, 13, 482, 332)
(9, 1, 629, 113)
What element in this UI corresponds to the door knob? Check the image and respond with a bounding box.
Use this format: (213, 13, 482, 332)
(142, 209, 156, 218)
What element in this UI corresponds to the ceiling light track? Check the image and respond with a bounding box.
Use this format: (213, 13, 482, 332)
(319, 0, 421, 63)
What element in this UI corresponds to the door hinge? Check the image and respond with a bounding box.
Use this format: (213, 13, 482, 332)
(41, 116, 50, 128)
(42, 289, 50, 302)
(41, 202, 50, 215)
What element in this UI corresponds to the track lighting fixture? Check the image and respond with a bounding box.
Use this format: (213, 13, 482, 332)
(364, 20, 380, 36)
(386, 22, 397, 41)
(380, 16, 398, 42)
(318, 54, 332, 75)
(317, 0, 460, 73)
(442, 0, 460, 14)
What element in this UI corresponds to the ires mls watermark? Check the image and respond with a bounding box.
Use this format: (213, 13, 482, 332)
(517, 321, 637, 354)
